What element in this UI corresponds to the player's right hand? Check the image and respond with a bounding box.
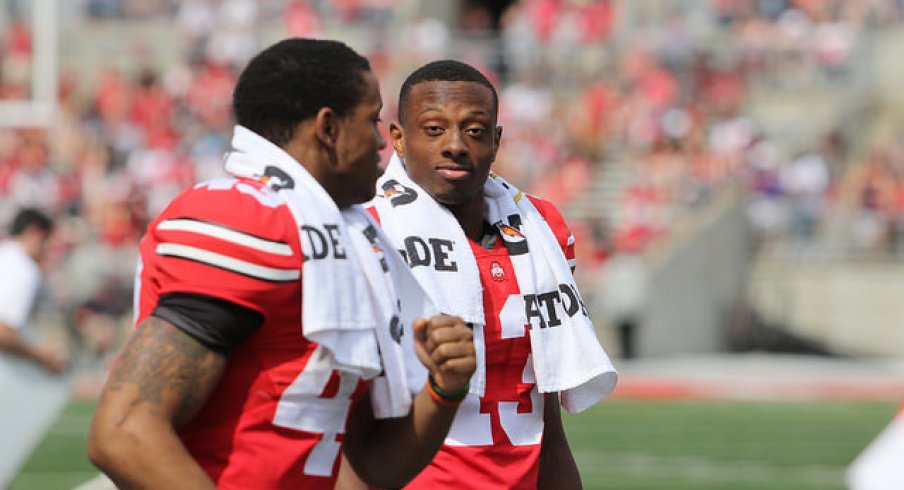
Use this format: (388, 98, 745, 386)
(412, 314, 475, 395)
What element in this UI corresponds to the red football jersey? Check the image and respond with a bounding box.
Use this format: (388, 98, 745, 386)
(371, 195, 575, 490)
(134, 177, 365, 490)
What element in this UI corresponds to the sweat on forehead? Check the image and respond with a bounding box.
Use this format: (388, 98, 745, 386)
(398, 60, 499, 122)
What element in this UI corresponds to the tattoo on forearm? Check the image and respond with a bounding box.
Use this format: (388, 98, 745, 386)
(107, 317, 225, 426)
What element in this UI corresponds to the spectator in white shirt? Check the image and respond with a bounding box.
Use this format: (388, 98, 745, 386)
(0, 208, 65, 374)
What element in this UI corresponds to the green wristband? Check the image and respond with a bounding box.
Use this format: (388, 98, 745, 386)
(429, 376, 469, 401)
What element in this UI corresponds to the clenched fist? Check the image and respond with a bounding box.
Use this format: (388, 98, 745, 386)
(412, 314, 475, 394)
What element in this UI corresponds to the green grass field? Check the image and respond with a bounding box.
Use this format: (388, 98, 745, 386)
(9, 399, 895, 490)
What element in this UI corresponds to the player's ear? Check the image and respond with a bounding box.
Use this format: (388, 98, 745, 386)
(491, 125, 503, 161)
(314, 107, 339, 150)
(390, 121, 405, 158)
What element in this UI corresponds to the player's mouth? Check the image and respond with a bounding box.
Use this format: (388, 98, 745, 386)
(436, 165, 472, 180)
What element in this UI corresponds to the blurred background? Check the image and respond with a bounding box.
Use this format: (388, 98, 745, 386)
(2, 0, 904, 489)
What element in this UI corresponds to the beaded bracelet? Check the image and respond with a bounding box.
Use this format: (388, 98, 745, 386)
(426, 376, 469, 407)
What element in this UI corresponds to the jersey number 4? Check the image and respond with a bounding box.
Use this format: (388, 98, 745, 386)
(272, 345, 358, 477)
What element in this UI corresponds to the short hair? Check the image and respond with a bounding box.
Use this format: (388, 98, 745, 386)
(398, 60, 499, 123)
(233, 38, 372, 147)
(10, 208, 53, 236)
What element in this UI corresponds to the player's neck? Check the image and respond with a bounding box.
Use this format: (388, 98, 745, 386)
(447, 199, 486, 242)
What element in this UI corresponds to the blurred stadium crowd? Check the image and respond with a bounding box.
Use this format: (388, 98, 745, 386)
(2, 0, 904, 369)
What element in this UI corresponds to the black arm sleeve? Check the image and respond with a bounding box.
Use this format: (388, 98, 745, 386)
(152, 293, 264, 356)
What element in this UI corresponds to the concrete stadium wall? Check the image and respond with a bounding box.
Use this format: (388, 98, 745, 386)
(594, 194, 753, 358)
(638, 196, 753, 357)
(750, 260, 904, 357)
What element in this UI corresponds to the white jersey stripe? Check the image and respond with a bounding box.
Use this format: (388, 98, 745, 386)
(156, 243, 300, 282)
(566, 232, 575, 247)
(158, 219, 294, 256)
(567, 258, 577, 268)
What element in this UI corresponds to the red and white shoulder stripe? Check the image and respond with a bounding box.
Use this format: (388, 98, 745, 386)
(155, 217, 299, 282)
(148, 178, 302, 284)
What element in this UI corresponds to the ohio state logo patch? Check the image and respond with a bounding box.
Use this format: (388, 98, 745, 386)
(490, 261, 505, 281)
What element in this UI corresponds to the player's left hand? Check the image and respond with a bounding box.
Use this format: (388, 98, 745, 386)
(412, 314, 475, 394)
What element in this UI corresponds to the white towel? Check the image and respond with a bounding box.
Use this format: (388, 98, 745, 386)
(224, 126, 434, 418)
(341, 210, 433, 418)
(371, 153, 617, 412)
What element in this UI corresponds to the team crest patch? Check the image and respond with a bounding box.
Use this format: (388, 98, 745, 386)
(495, 218, 528, 255)
(498, 224, 524, 241)
(262, 166, 295, 191)
(381, 179, 418, 207)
